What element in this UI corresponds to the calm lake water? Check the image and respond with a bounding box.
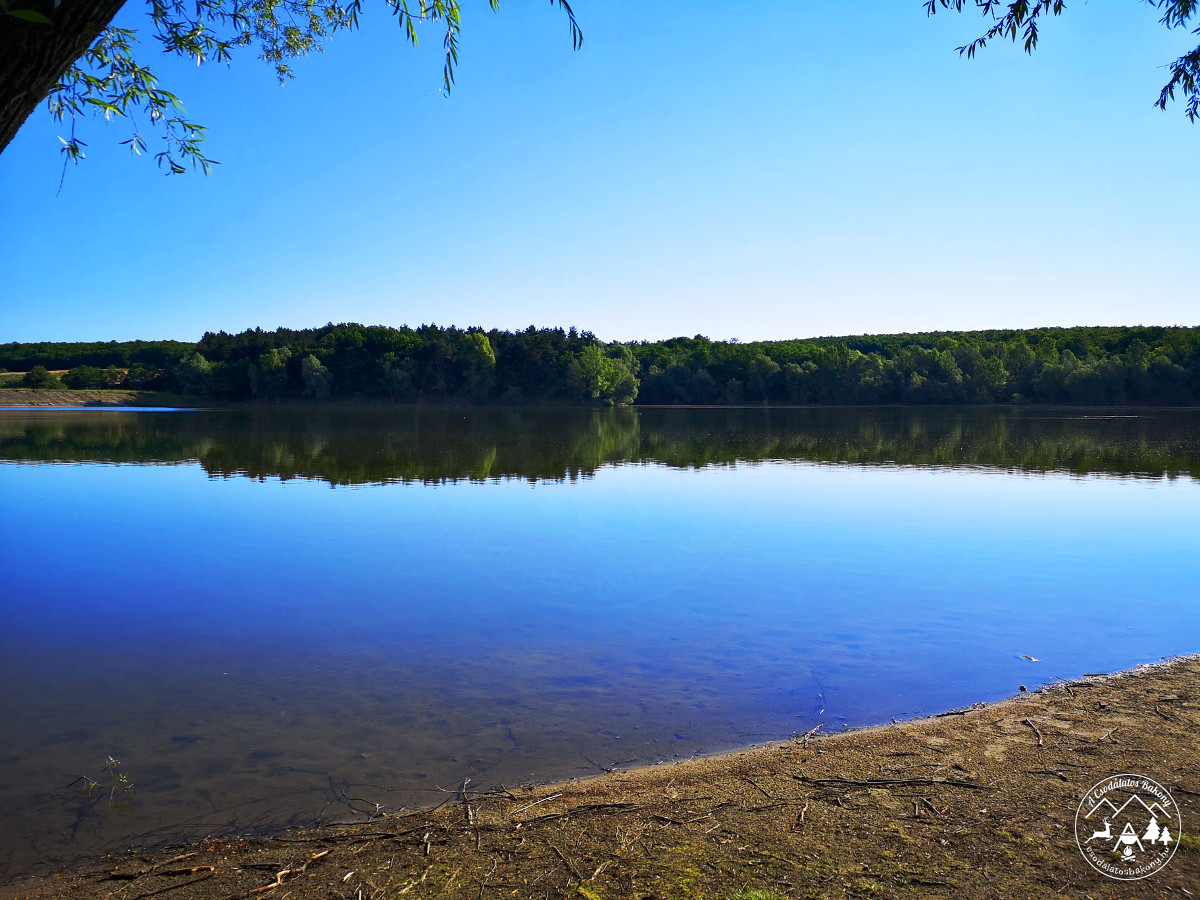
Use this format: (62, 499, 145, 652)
(1, 406, 1197, 879)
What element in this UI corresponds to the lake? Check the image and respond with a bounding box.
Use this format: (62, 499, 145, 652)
(1, 405, 1197, 879)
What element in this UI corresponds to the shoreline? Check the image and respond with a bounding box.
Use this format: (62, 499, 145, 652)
(4, 656, 1197, 899)
(3, 390, 1198, 412)
(0, 390, 191, 408)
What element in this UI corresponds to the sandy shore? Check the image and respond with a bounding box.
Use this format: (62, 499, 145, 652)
(3, 656, 1198, 899)
(0, 390, 186, 407)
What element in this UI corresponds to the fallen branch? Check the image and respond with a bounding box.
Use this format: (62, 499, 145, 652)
(794, 776, 992, 791)
(248, 849, 331, 894)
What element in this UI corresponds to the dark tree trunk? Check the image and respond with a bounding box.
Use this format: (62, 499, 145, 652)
(0, 0, 129, 155)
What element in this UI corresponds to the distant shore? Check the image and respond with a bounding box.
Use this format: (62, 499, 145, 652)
(4, 655, 1197, 899)
(0, 389, 191, 408)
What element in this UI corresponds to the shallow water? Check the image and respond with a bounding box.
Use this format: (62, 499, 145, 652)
(1, 406, 1197, 879)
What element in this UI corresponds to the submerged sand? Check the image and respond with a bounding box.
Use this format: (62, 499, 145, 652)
(3, 656, 1198, 899)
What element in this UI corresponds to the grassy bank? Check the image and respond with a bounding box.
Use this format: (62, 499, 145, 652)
(3, 657, 1197, 899)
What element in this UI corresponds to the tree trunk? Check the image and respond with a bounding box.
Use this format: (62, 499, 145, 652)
(0, 0, 129, 155)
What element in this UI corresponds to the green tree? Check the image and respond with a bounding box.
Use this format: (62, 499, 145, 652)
(301, 353, 333, 399)
(250, 347, 291, 399)
(64, 364, 105, 389)
(568, 344, 638, 405)
(748, 353, 780, 402)
(0, 0, 581, 170)
(460, 331, 497, 401)
(174, 351, 213, 396)
(21, 365, 60, 389)
(378, 352, 416, 401)
(927, 1, 1200, 119)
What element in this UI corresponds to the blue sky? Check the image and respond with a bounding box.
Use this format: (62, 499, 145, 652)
(1, 1, 1197, 343)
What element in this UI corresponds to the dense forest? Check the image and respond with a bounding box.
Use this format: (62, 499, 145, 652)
(1, 323, 1198, 406)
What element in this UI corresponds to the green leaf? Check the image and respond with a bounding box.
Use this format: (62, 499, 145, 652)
(83, 98, 125, 116)
(7, 7, 53, 23)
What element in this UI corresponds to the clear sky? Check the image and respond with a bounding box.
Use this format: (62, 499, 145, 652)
(1, 2, 1197, 344)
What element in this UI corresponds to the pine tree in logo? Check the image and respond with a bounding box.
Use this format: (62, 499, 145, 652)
(1143, 817, 1161, 845)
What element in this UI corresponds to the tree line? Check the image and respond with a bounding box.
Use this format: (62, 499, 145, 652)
(2, 323, 1198, 406)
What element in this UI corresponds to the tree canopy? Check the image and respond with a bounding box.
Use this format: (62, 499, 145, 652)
(0, 0, 580, 172)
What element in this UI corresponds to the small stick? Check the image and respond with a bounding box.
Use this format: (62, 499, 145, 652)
(549, 843, 584, 881)
(508, 792, 562, 817)
(125, 873, 214, 900)
(248, 849, 331, 894)
(394, 864, 432, 896)
(476, 859, 498, 897)
(791, 799, 809, 831)
(1023, 718, 1044, 747)
(741, 775, 775, 800)
(1030, 770, 1070, 782)
(248, 868, 291, 895)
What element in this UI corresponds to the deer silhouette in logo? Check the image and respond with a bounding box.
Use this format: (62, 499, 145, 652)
(1086, 819, 1113, 843)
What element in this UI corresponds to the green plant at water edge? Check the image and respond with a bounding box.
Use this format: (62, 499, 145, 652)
(728, 890, 788, 900)
(70, 756, 135, 810)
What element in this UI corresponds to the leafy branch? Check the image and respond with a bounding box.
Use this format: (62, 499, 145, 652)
(925, 0, 1200, 120)
(47, 0, 584, 176)
(49, 26, 218, 175)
